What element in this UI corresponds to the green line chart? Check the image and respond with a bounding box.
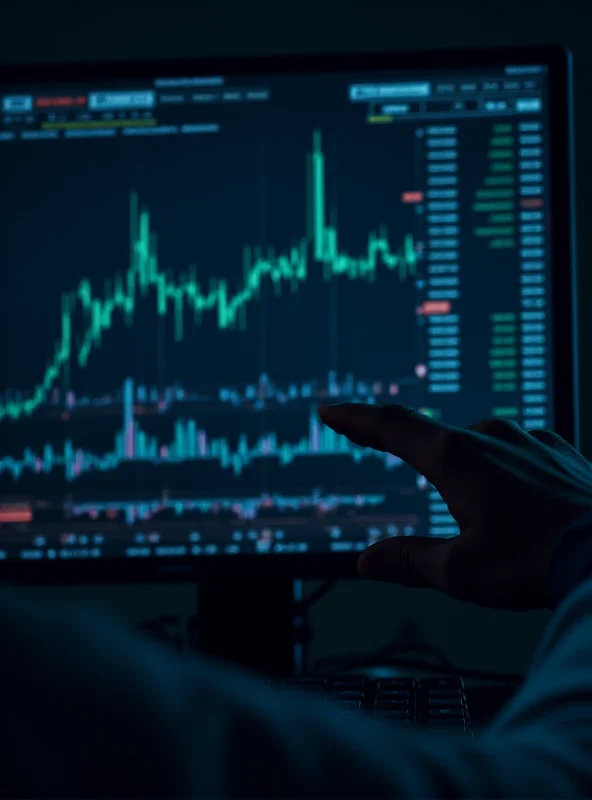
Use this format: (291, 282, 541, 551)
(0, 131, 419, 422)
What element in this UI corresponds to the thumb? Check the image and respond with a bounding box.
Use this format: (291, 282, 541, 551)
(358, 536, 453, 592)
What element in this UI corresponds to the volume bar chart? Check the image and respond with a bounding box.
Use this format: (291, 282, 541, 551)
(1, 380, 403, 482)
(18, 371, 416, 415)
(67, 489, 388, 526)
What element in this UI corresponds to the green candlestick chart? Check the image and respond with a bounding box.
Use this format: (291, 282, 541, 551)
(0, 131, 418, 422)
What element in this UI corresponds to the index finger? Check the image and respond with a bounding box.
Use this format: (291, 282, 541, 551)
(318, 403, 458, 485)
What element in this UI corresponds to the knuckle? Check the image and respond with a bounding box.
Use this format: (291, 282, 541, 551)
(472, 417, 521, 438)
(527, 428, 554, 442)
(375, 404, 412, 425)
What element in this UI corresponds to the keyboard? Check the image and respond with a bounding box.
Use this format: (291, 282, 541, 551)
(274, 676, 472, 735)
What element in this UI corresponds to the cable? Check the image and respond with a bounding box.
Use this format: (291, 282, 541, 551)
(291, 579, 338, 676)
(296, 579, 337, 614)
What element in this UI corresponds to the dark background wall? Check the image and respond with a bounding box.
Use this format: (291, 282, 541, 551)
(1, 0, 589, 674)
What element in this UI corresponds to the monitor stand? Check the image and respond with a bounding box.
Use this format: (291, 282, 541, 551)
(197, 576, 296, 677)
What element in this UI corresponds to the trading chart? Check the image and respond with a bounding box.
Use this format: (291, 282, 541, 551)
(0, 66, 552, 560)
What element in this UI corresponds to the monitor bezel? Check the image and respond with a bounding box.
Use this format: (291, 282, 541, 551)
(0, 44, 577, 585)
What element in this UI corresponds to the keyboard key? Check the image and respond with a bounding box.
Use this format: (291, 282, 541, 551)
(429, 717, 466, 727)
(428, 689, 462, 699)
(375, 708, 411, 719)
(375, 699, 410, 710)
(429, 707, 465, 719)
(424, 678, 463, 690)
(333, 689, 364, 700)
(333, 679, 365, 688)
(377, 688, 412, 699)
(428, 697, 464, 707)
(379, 678, 416, 689)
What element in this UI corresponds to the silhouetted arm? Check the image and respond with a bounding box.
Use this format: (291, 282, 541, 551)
(1, 512, 592, 798)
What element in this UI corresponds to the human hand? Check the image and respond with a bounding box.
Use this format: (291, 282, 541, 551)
(318, 404, 592, 610)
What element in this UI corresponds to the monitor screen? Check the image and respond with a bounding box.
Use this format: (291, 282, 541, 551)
(0, 50, 574, 573)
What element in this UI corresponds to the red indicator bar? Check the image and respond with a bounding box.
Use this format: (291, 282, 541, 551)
(402, 191, 424, 204)
(0, 504, 32, 523)
(35, 95, 86, 108)
(520, 198, 544, 209)
(417, 301, 451, 315)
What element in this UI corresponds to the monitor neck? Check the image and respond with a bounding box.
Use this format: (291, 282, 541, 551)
(197, 577, 297, 677)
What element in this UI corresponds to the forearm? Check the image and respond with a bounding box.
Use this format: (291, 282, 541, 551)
(0, 609, 588, 800)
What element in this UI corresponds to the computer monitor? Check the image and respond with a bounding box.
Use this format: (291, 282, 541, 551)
(0, 47, 577, 623)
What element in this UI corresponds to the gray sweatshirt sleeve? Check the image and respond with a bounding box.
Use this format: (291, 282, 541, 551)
(1, 511, 592, 798)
